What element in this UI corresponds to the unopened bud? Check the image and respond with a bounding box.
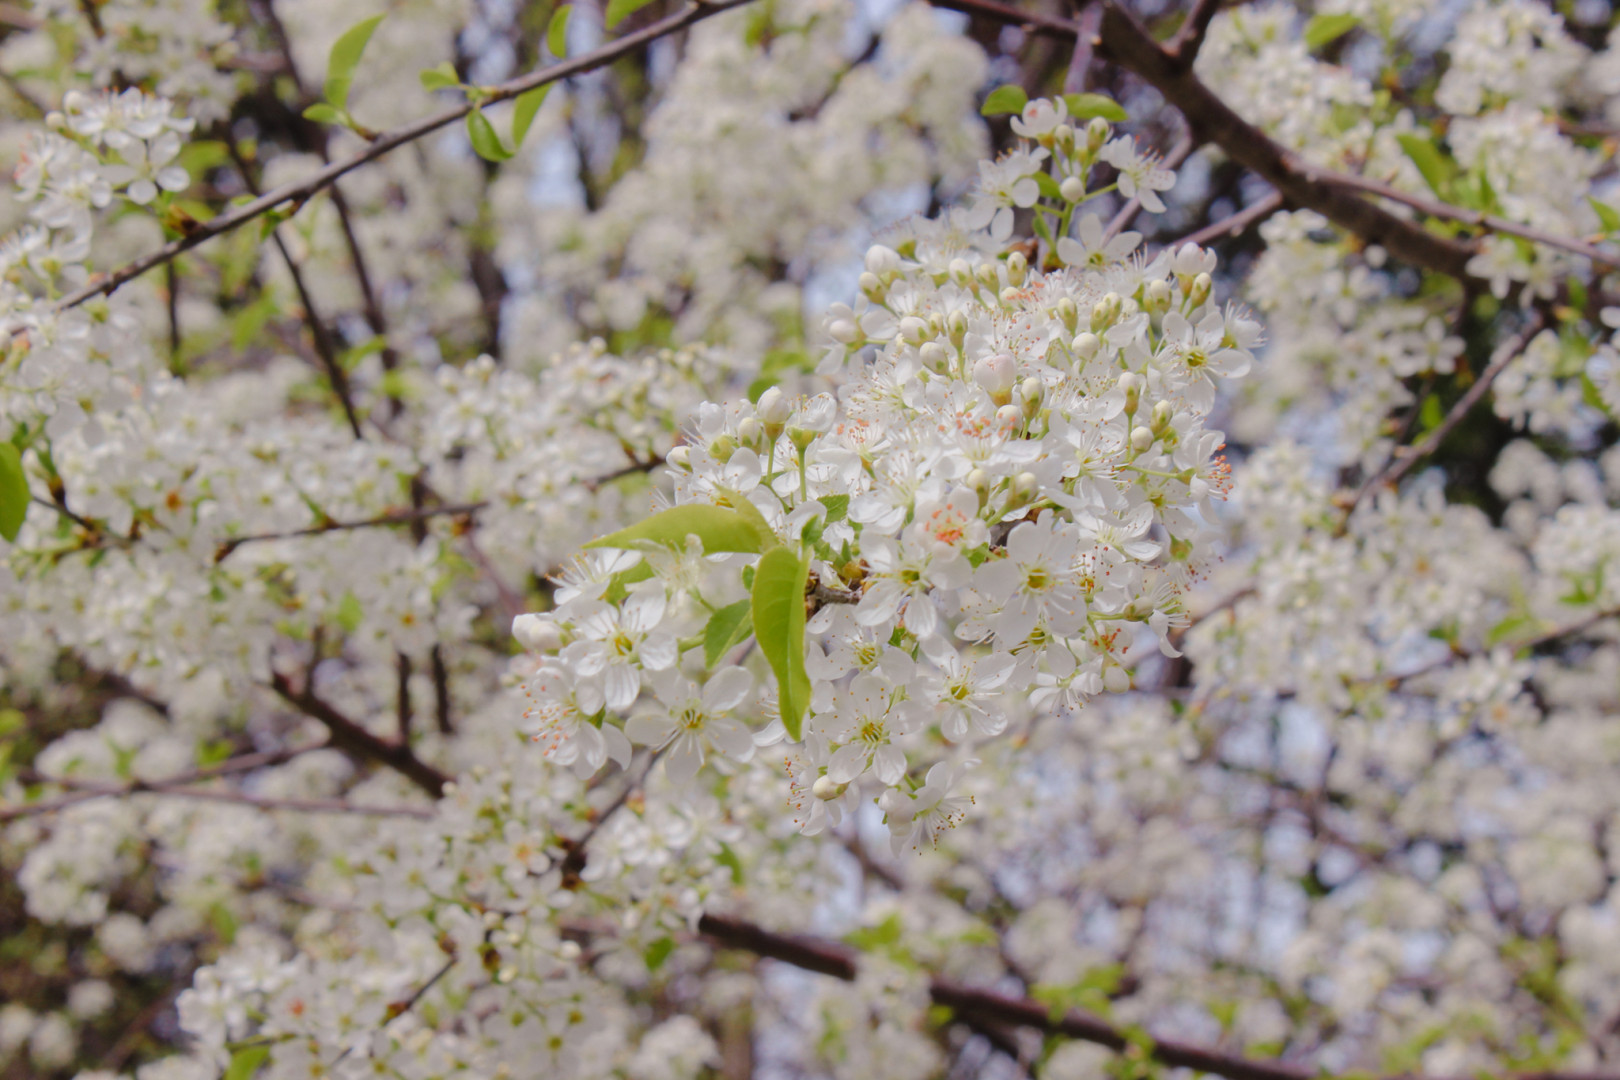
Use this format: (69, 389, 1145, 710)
(966, 467, 992, 507)
(859, 271, 885, 301)
(1151, 399, 1174, 432)
(1019, 377, 1044, 410)
(666, 445, 691, 470)
(1053, 123, 1075, 153)
(1006, 250, 1028, 287)
(710, 434, 738, 463)
(1087, 117, 1110, 151)
(949, 257, 973, 285)
(997, 403, 1023, 429)
(975, 262, 1001, 292)
(1130, 425, 1154, 452)
(512, 614, 563, 653)
(1189, 271, 1213, 308)
(1071, 331, 1100, 360)
(1060, 175, 1085, 203)
(738, 417, 763, 446)
(1009, 471, 1039, 506)
(1145, 279, 1172, 312)
(1091, 292, 1121, 331)
(1102, 665, 1131, 693)
(812, 775, 848, 800)
(947, 310, 969, 349)
(919, 340, 950, 373)
(756, 386, 792, 426)
(1056, 297, 1079, 333)
(973, 353, 1017, 404)
(1000, 286, 1021, 306)
(828, 318, 860, 345)
(865, 244, 901, 276)
(899, 316, 930, 345)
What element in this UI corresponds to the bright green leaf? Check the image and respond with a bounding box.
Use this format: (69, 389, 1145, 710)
(1418, 395, 1443, 432)
(602, 561, 655, 605)
(644, 936, 675, 971)
(587, 503, 776, 555)
(302, 103, 344, 124)
(1395, 134, 1457, 198)
(547, 3, 571, 56)
(751, 547, 811, 740)
(466, 108, 513, 162)
(335, 590, 363, 634)
(511, 84, 551, 149)
(0, 443, 27, 543)
(1033, 171, 1064, 201)
(224, 1044, 269, 1080)
(980, 84, 1028, 117)
(419, 61, 460, 93)
(324, 14, 385, 112)
(1303, 12, 1358, 50)
(604, 0, 656, 29)
(703, 600, 753, 668)
(1590, 197, 1620, 234)
(1062, 92, 1127, 122)
(821, 494, 849, 523)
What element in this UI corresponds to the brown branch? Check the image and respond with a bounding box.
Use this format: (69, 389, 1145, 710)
(1170, 0, 1224, 66)
(213, 502, 487, 562)
(1173, 189, 1285, 248)
(51, 0, 756, 314)
(1345, 310, 1547, 517)
(269, 669, 450, 796)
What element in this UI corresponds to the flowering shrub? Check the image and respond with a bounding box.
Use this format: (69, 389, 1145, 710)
(1, 0, 1619, 1079)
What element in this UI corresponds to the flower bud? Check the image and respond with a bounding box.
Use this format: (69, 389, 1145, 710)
(1006, 250, 1028, 287)
(975, 261, 1001, 292)
(828, 318, 859, 345)
(1118, 371, 1142, 416)
(949, 257, 973, 285)
(899, 316, 930, 345)
(919, 340, 950, 373)
(710, 434, 738, 463)
(1151, 399, 1174, 433)
(973, 353, 1017, 404)
(947, 310, 969, 349)
(812, 775, 848, 801)
(1053, 123, 1075, 152)
(1056, 297, 1078, 333)
(1102, 665, 1131, 693)
(997, 403, 1023, 429)
(1071, 331, 1100, 360)
(1130, 425, 1154, 452)
(666, 445, 691, 470)
(966, 467, 992, 507)
(865, 244, 901, 276)
(738, 417, 763, 446)
(1009, 471, 1039, 506)
(1019, 377, 1044, 410)
(1091, 292, 1122, 331)
(512, 613, 563, 653)
(1000, 286, 1021, 306)
(1060, 175, 1084, 203)
(1087, 117, 1110, 151)
(1145, 279, 1172, 312)
(859, 271, 885, 302)
(756, 386, 792, 426)
(1189, 271, 1213, 308)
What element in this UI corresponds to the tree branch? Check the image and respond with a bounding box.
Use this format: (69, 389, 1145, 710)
(213, 502, 488, 562)
(1173, 189, 1285, 247)
(269, 669, 450, 796)
(50, 0, 756, 314)
(1170, 0, 1224, 66)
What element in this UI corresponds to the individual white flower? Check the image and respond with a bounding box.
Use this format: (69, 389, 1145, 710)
(521, 665, 633, 776)
(971, 512, 1089, 644)
(1099, 137, 1175, 212)
(1056, 213, 1141, 269)
(570, 591, 678, 711)
(625, 668, 756, 786)
(1010, 96, 1068, 138)
(879, 761, 977, 853)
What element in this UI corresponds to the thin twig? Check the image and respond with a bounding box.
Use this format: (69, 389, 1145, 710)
(214, 502, 488, 562)
(1103, 128, 1196, 241)
(1172, 190, 1285, 248)
(49, 0, 756, 315)
(1170, 0, 1224, 66)
(268, 668, 451, 796)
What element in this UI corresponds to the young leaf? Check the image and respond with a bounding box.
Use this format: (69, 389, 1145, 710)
(302, 103, 344, 124)
(419, 61, 460, 93)
(751, 547, 811, 740)
(466, 108, 513, 162)
(336, 590, 364, 634)
(324, 14, 385, 113)
(703, 600, 754, 668)
(1062, 92, 1127, 123)
(223, 1045, 270, 1080)
(821, 494, 850, 523)
(1303, 12, 1358, 50)
(1033, 171, 1064, 201)
(1395, 134, 1456, 198)
(644, 936, 676, 971)
(604, 0, 655, 29)
(980, 84, 1029, 117)
(511, 84, 551, 150)
(547, 3, 571, 57)
(1590, 197, 1620, 234)
(585, 503, 776, 555)
(0, 443, 26, 542)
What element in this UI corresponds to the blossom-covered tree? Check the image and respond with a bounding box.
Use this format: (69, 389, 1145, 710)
(3, 0, 1620, 1077)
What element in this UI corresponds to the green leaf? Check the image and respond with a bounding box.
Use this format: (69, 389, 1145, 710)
(547, 3, 571, 56)
(1062, 92, 1127, 122)
(1395, 133, 1457, 198)
(1418, 395, 1443, 432)
(980, 84, 1028, 117)
(644, 936, 675, 971)
(716, 841, 744, 884)
(602, 560, 655, 605)
(1033, 171, 1064, 201)
(511, 84, 551, 150)
(301, 103, 344, 124)
(224, 1044, 269, 1080)
(587, 503, 776, 555)
(0, 443, 26, 542)
(1303, 12, 1358, 50)
(1590, 197, 1620, 234)
(751, 547, 811, 740)
(466, 108, 513, 162)
(335, 590, 363, 634)
(1486, 612, 1539, 648)
(703, 600, 754, 668)
(324, 14, 385, 112)
(822, 494, 849, 523)
(604, 0, 656, 28)
(419, 61, 460, 93)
